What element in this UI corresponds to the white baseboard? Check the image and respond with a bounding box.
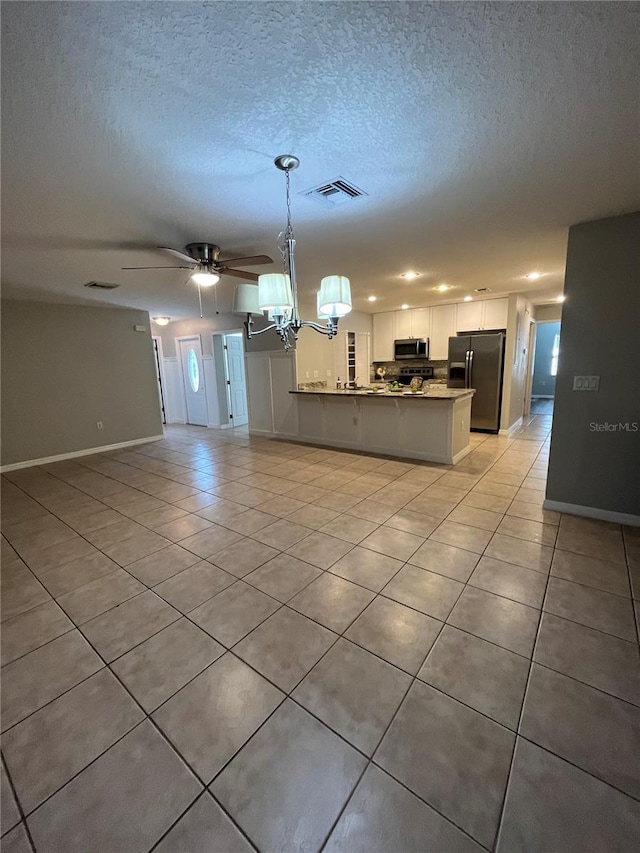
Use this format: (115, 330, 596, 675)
(0, 435, 165, 473)
(499, 417, 523, 437)
(543, 499, 640, 528)
(166, 418, 186, 424)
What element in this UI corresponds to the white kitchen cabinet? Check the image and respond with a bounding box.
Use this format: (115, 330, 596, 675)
(394, 310, 412, 339)
(456, 298, 508, 332)
(411, 307, 431, 339)
(372, 312, 394, 361)
(455, 301, 483, 332)
(483, 298, 509, 329)
(392, 307, 430, 341)
(430, 304, 457, 360)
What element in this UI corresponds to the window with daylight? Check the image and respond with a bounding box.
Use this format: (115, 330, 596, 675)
(550, 333, 560, 377)
(187, 348, 200, 392)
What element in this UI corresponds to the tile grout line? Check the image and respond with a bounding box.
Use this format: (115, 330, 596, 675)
(13, 422, 636, 848)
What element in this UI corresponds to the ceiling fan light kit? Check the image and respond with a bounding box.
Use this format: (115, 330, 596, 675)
(191, 270, 220, 287)
(238, 155, 352, 351)
(123, 242, 273, 316)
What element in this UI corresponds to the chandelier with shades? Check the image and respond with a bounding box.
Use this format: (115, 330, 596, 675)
(233, 155, 353, 350)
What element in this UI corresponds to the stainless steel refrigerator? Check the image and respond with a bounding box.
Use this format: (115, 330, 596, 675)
(448, 333, 505, 432)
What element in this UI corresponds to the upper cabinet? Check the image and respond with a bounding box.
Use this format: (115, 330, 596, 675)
(429, 304, 457, 360)
(394, 310, 412, 339)
(456, 297, 508, 332)
(393, 308, 431, 340)
(372, 312, 395, 361)
(483, 298, 509, 329)
(455, 301, 483, 332)
(411, 307, 431, 339)
(372, 297, 509, 363)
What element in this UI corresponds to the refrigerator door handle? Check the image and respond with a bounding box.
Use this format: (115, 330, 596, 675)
(468, 349, 474, 388)
(464, 350, 470, 388)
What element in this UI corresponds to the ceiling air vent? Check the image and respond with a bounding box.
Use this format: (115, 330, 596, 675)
(300, 177, 367, 208)
(84, 281, 120, 290)
(474, 287, 493, 293)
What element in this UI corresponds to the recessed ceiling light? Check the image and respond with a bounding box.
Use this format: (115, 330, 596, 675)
(463, 296, 473, 302)
(434, 284, 451, 292)
(401, 304, 409, 310)
(152, 316, 171, 326)
(525, 272, 543, 280)
(367, 295, 377, 302)
(556, 295, 566, 303)
(401, 272, 420, 280)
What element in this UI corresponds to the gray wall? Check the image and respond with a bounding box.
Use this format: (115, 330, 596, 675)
(546, 212, 640, 517)
(1, 300, 163, 466)
(532, 322, 560, 398)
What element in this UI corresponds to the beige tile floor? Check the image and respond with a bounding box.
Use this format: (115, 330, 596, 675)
(2, 409, 640, 852)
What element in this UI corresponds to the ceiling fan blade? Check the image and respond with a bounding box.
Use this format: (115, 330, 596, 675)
(121, 265, 194, 270)
(158, 246, 198, 264)
(219, 267, 259, 281)
(220, 254, 273, 267)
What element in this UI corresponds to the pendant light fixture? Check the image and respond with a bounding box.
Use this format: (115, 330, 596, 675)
(235, 155, 352, 350)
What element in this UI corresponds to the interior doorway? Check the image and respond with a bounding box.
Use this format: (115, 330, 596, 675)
(177, 336, 208, 426)
(531, 320, 561, 415)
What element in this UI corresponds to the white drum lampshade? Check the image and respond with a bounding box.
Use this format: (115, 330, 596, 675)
(318, 275, 352, 317)
(317, 291, 331, 320)
(233, 284, 263, 316)
(258, 273, 294, 311)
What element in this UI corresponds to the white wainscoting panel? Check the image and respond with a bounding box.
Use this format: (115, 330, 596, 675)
(245, 351, 297, 437)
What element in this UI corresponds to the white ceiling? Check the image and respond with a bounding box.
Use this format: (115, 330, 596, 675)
(2, 1, 639, 320)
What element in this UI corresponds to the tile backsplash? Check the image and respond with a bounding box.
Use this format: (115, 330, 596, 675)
(370, 360, 448, 383)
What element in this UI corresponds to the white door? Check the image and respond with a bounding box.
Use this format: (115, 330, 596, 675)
(179, 337, 208, 426)
(224, 335, 248, 427)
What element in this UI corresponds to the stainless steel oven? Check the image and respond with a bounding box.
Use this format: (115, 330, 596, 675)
(394, 339, 429, 360)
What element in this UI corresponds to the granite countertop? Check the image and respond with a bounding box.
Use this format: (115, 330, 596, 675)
(290, 388, 475, 400)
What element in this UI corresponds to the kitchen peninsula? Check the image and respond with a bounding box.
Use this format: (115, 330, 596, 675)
(290, 387, 474, 464)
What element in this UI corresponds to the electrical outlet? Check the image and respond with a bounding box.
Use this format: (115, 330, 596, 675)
(313, 371, 319, 378)
(326, 369, 332, 377)
(305, 371, 310, 379)
(573, 376, 600, 391)
(96, 421, 103, 430)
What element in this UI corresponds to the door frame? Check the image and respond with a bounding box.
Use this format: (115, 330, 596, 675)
(151, 336, 167, 425)
(211, 328, 248, 428)
(175, 335, 209, 426)
(523, 319, 537, 418)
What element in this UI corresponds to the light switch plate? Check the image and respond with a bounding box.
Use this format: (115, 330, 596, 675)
(573, 375, 600, 391)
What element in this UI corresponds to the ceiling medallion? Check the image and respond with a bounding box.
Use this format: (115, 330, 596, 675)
(233, 156, 352, 351)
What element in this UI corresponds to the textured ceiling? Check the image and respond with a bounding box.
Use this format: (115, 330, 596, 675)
(2, 1, 639, 320)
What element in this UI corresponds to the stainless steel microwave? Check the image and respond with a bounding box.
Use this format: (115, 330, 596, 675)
(394, 338, 429, 360)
